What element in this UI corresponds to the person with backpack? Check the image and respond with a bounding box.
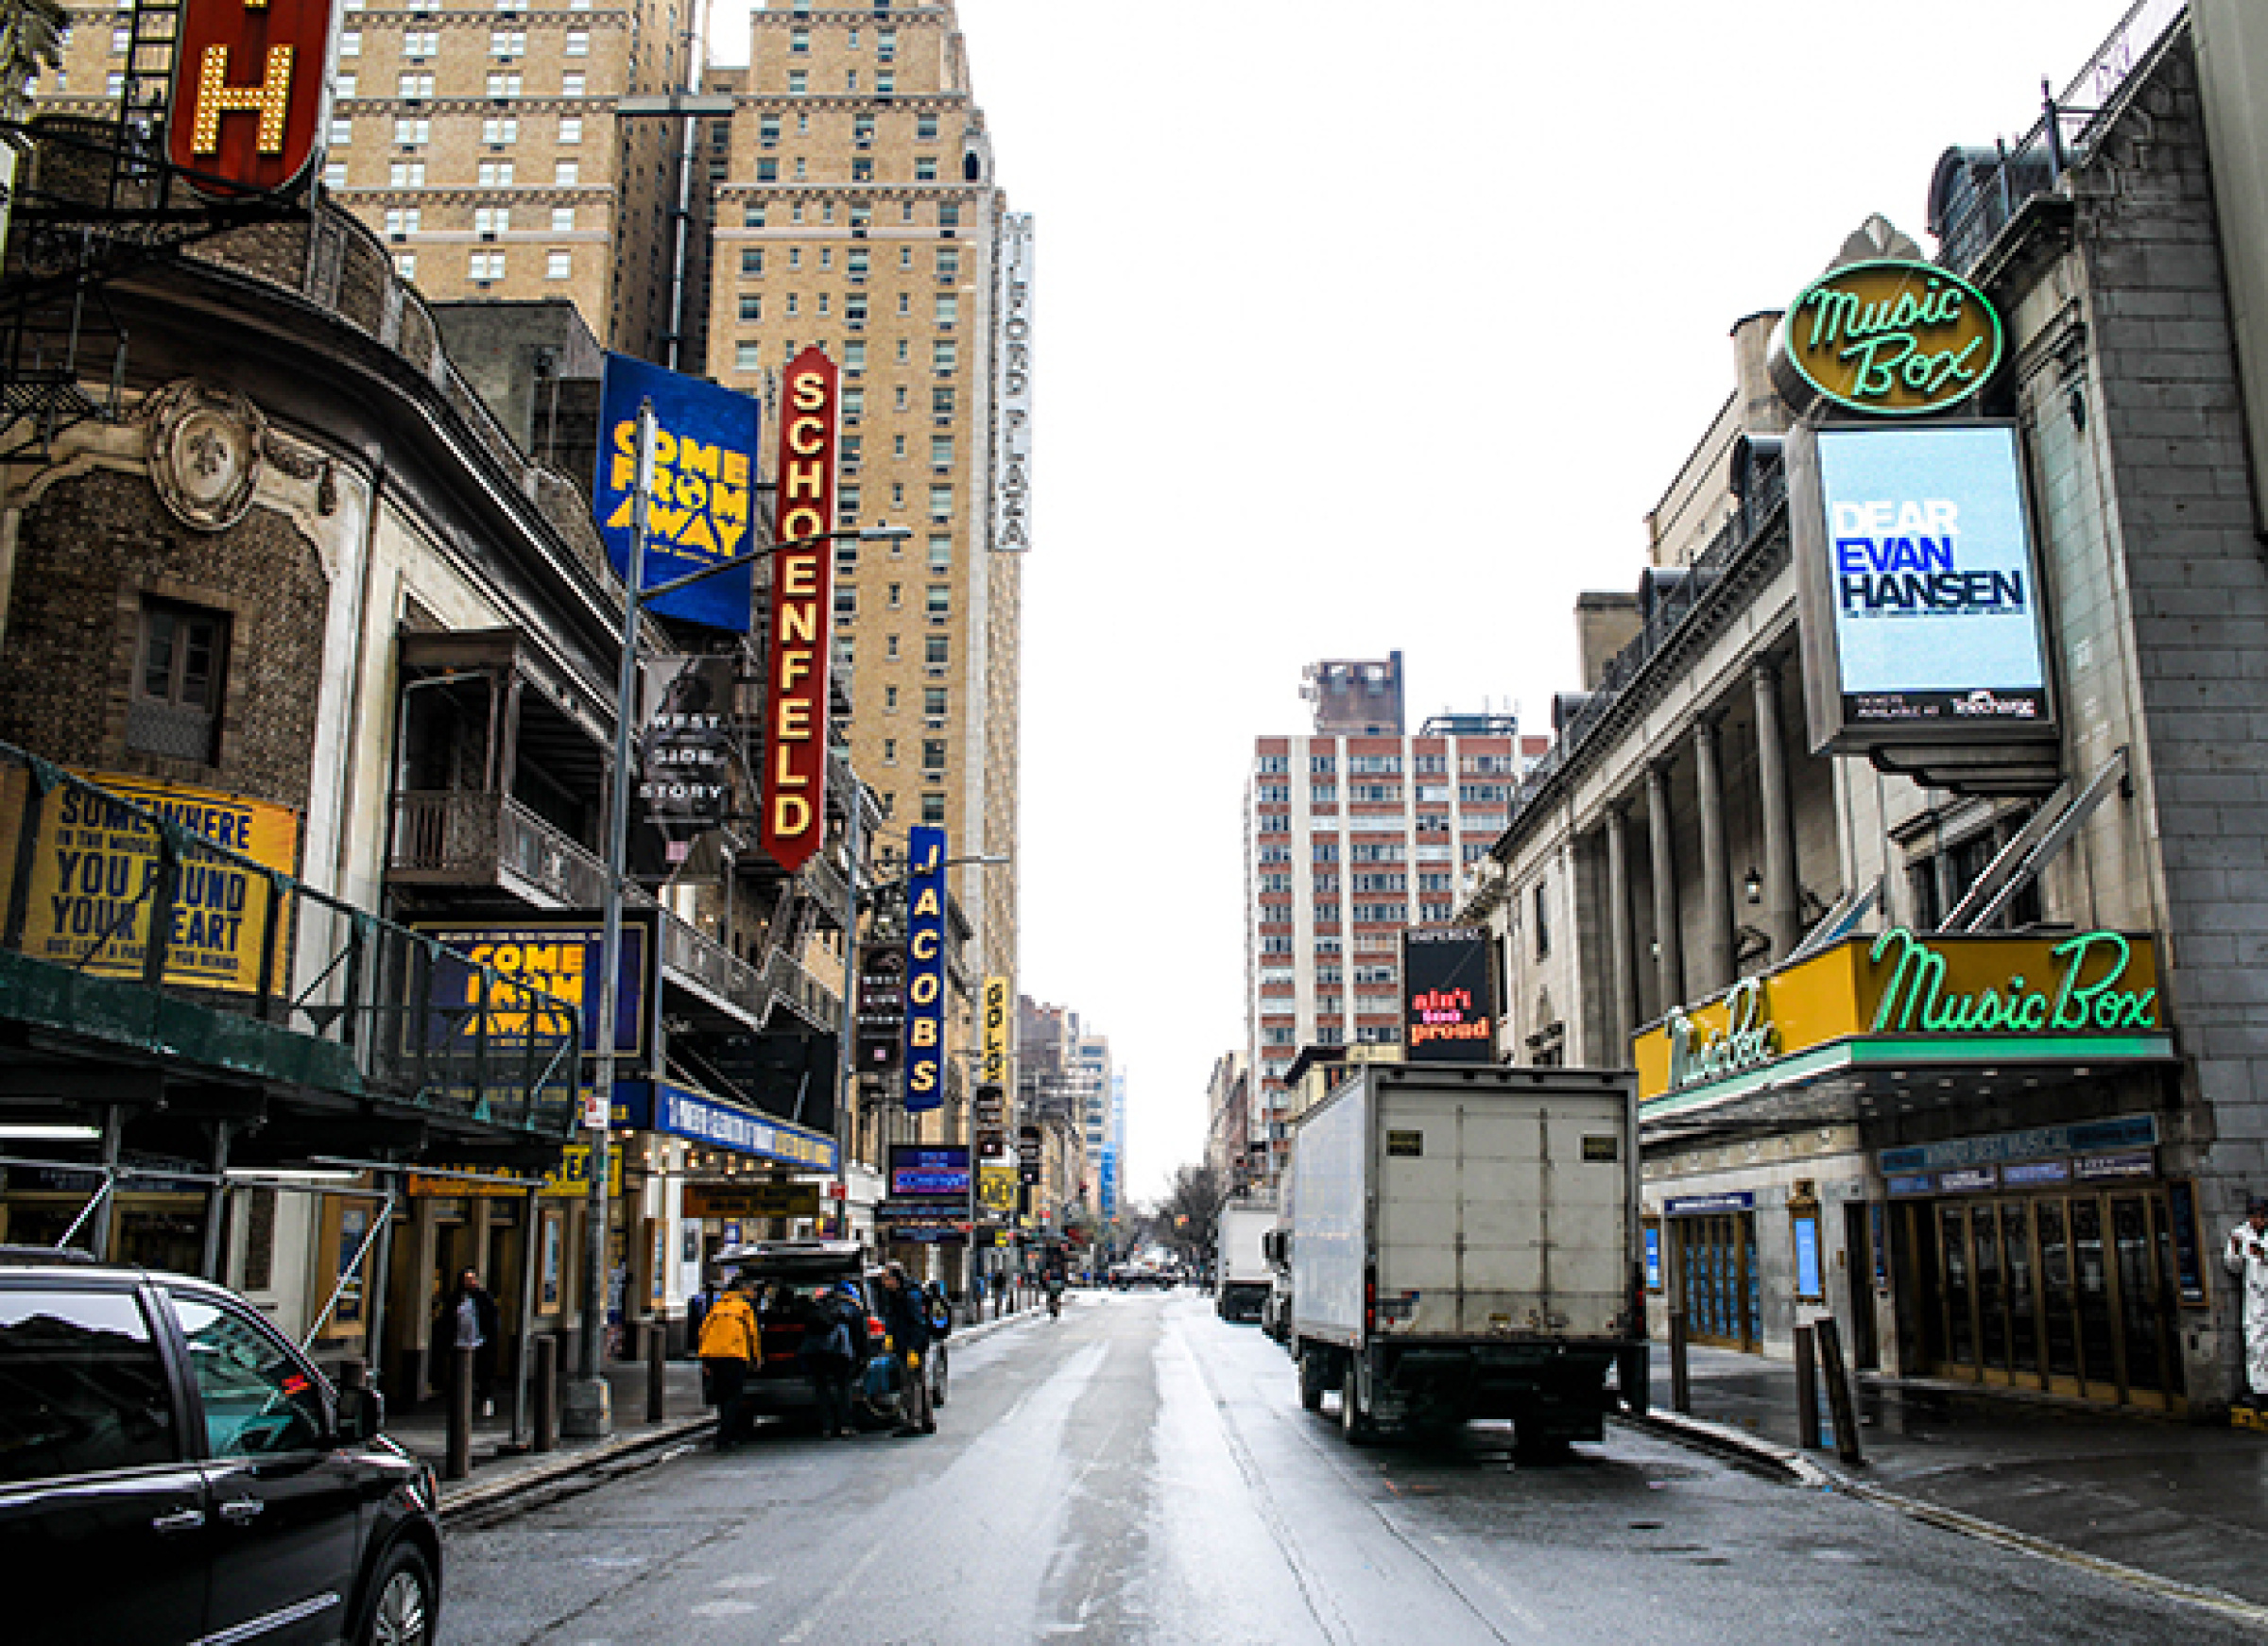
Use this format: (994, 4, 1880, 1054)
(697, 1272, 763, 1452)
(799, 1281, 864, 1438)
(877, 1262, 936, 1437)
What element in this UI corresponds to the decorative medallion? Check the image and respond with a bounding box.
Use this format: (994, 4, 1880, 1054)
(146, 379, 266, 532)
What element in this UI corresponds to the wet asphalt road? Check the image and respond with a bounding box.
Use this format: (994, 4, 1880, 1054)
(440, 1290, 2262, 1645)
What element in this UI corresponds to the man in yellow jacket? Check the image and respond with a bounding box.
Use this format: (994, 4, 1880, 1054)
(698, 1273, 764, 1451)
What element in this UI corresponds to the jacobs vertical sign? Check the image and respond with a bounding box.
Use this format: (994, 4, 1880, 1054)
(167, 0, 336, 197)
(902, 827, 947, 1113)
(763, 347, 840, 872)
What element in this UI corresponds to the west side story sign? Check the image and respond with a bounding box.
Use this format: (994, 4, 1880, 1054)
(990, 214, 1034, 555)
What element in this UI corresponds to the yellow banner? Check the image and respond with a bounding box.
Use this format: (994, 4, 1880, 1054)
(404, 1141, 623, 1199)
(979, 1164, 1019, 1213)
(0, 769, 297, 993)
(682, 1181, 821, 1219)
(982, 975, 1009, 1087)
(1634, 928, 2166, 1105)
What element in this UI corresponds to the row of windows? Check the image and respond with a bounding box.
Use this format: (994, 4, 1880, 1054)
(736, 200, 963, 231)
(751, 154, 945, 184)
(395, 249, 575, 283)
(730, 289, 961, 326)
(779, 68, 902, 96)
(838, 537, 954, 575)
(834, 585, 952, 622)
(335, 159, 586, 188)
(782, 23, 899, 55)
(730, 336, 957, 374)
(339, 26, 591, 58)
(338, 113, 582, 146)
(755, 109, 940, 146)
(738, 244, 959, 280)
(876, 737, 950, 773)
(385, 205, 582, 235)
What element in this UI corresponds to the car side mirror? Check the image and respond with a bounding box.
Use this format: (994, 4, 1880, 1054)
(335, 1384, 385, 1444)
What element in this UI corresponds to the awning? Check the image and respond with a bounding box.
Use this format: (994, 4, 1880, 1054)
(610, 1079, 837, 1173)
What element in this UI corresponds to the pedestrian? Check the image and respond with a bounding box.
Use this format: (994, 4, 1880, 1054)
(799, 1281, 863, 1438)
(698, 1272, 764, 1451)
(2226, 1197, 2268, 1407)
(432, 1266, 500, 1418)
(877, 1261, 936, 1437)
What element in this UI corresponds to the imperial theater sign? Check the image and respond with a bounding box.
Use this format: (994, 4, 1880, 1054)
(1636, 928, 2172, 1112)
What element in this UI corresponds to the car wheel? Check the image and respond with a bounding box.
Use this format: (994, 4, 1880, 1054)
(930, 1346, 949, 1408)
(356, 1543, 436, 1646)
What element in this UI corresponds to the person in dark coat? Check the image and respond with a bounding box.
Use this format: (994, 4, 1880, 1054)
(877, 1262, 935, 1436)
(433, 1267, 502, 1415)
(799, 1281, 864, 1438)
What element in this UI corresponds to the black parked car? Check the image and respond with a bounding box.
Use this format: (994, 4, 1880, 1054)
(0, 1248, 442, 1645)
(711, 1240, 948, 1426)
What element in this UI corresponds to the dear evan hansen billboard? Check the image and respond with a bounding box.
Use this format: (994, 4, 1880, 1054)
(1796, 423, 2052, 749)
(595, 354, 760, 631)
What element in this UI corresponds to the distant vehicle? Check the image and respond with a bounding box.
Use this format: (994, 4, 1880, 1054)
(713, 1241, 947, 1425)
(1260, 1225, 1294, 1345)
(1288, 1065, 1645, 1454)
(1107, 1261, 1176, 1291)
(0, 1247, 440, 1646)
(1214, 1201, 1276, 1324)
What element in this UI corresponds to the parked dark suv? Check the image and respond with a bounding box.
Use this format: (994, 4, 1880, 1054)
(0, 1249, 442, 1645)
(713, 1240, 948, 1426)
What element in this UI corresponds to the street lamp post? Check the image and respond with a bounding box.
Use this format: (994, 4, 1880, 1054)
(558, 413, 904, 1439)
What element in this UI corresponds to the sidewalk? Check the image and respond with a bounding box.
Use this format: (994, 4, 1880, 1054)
(1635, 1342, 2268, 1616)
(400, 1299, 1050, 1521)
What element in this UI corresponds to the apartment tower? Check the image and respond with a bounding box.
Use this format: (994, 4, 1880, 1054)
(705, 0, 1023, 994)
(1245, 671, 1521, 1184)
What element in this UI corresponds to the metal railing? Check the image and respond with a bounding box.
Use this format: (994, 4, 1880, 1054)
(0, 745, 580, 1135)
(1931, 0, 2188, 275)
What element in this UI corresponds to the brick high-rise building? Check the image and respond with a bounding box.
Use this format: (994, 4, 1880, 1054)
(704, 0, 1024, 993)
(1244, 693, 1524, 1185)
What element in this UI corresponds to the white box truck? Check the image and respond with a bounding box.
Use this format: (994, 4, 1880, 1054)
(1214, 1199, 1276, 1323)
(1288, 1063, 1645, 1450)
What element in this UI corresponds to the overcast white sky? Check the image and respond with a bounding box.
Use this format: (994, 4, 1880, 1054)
(713, 1, 2147, 1203)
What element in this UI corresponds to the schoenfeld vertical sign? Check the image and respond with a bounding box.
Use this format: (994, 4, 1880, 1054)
(764, 347, 841, 871)
(902, 826, 947, 1112)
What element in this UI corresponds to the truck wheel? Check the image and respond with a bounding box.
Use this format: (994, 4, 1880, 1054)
(1341, 1361, 1377, 1446)
(1297, 1346, 1328, 1412)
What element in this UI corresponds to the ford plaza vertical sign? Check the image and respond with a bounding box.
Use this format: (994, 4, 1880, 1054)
(594, 354, 761, 632)
(902, 827, 947, 1113)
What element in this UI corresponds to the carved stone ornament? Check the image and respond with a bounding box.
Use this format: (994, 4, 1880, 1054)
(145, 379, 266, 533)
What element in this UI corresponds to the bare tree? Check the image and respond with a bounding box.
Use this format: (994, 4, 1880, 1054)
(1160, 1162, 1227, 1268)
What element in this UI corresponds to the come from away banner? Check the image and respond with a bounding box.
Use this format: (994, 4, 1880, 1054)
(594, 353, 761, 631)
(903, 826, 947, 1112)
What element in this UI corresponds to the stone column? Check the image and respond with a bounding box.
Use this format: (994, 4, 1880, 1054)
(1752, 658, 1801, 957)
(1605, 805, 1641, 1043)
(1645, 763, 1685, 1011)
(1694, 716, 1734, 994)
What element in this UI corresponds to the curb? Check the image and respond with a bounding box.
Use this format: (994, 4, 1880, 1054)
(1622, 1410, 2268, 1630)
(438, 1415, 714, 1525)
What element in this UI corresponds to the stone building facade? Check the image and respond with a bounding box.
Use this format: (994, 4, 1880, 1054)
(1465, 14, 2268, 1417)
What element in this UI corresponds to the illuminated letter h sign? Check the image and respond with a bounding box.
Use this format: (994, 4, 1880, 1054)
(166, 0, 335, 197)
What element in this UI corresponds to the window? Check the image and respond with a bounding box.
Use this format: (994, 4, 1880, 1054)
(843, 340, 867, 372)
(917, 111, 938, 140)
(473, 205, 509, 235)
(789, 26, 809, 52)
(875, 71, 893, 95)
(880, 27, 899, 58)
(329, 117, 352, 146)
(756, 158, 778, 182)
(167, 1294, 325, 1458)
(847, 70, 858, 92)
(925, 634, 949, 667)
(938, 202, 959, 229)
(1311, 782, 1338, 805)
(486, 73, 521, 97)
(787, 69, 807, 95)
(469, 249, 506, 281)
(932, 339, 956, 373)
(0, 1289, 176, 1483)
(759, 113, 781, 146)
(388, 161, 425, 187)
(323, 162, 349, 189)
(797, 158, 811, 181)
(925, 538, 951, 573)
(743, 204, 765, 228)
(784, 293, 799, 317)
(403, 27, 438, 55)
(383, 206, 421, 237)
(925, 586, 950, 619)
(477, 161, 514, 186)
(928, 435, 954, 470)
(339, 28, 360, 54)
(845, 291, 868, 324)
(734, 342, 762, 371)
(130, 598, 228, 761)
(932, 386, 956, 420)
(480, 116, 516, 146)
(564, 29, 589, 55)
(1532, 880, 1551, 959)
(883, 738, 898, 764)
(395, 251, 416, 279)
(561, 72, 585, 95)
(490, 28, 524, 55)
(921, 794, 946, 827)
(335, 74, 356, 98)
(921, 740, 946, 775)
(396, 72, 433, 98)
(923, 686, 947, 719)
(927, 485, 952, 522)
(854, 113, 875, 146)
(842, 386, 866, 419)
(551, 205, 575, 231)
(555, 161, 578, 186)
(546, 250, 571, 280)
(834, 590, 858, 622)
(851, 157, 873, 183)
(737, 294, 762, 321)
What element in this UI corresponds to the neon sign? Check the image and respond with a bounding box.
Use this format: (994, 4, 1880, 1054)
(1664, 975, 1779, 1094)
(1779, 260, 2002, 417)
(902, 826, 947, 1112)
(1868, 928, 2159, 1036)
(761, 347, 838, 871)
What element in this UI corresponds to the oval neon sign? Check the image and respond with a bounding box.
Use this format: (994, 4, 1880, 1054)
(1781, 259, 2003, 417)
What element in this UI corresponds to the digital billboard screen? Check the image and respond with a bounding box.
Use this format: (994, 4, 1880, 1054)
(889, 1143, 971, 1201)
(1813, 423, 2050, 732)
(1401, 925, 1498, 1064)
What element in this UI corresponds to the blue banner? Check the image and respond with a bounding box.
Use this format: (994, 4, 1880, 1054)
(903, 826, 947, 1112)
(594, 353, 761, 630)
(414, 916, 653, 1062)
(609, 1080, 837, 1172)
